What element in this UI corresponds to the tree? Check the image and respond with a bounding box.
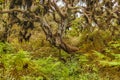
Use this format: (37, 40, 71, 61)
(0, 0, 120, 53)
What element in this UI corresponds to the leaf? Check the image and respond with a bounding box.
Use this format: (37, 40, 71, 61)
(51, 62, 61, 69)
(100, 61, 120, 66)
(93, 51, 106, 59)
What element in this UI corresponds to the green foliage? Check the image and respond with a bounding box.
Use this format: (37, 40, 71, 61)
(100, 61, 120, 66)
(71, 17, 85, 28)
(67, 18, 82, 36)
(0, 42, 14, 54)
(91, 40, 120, 67)
(0, 42, 99, 80)
(0, 41, 120, 80)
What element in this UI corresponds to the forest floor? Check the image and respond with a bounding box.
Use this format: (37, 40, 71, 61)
(0, 29, 120, 80)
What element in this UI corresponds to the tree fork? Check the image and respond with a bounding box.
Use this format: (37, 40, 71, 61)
(0, 9, 80, 53)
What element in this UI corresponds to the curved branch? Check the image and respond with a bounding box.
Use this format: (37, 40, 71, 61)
(0, 8, 80, 53)
(51, 1, 66, 19)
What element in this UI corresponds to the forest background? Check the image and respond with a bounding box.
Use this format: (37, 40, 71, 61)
(0, 0, 120, 80)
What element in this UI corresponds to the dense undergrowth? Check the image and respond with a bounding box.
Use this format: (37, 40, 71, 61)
(0, 28, 120, 80)
(0, 38, 120, 80)
(0, 23, 120, 80)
